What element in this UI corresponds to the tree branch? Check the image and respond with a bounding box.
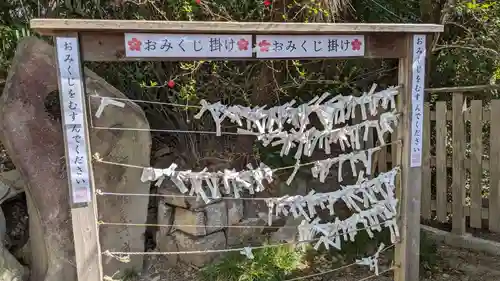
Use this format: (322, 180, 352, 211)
(433, 44, 499, 57)
(430, 0, 456, 52)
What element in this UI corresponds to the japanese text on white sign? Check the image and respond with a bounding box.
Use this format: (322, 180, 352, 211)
(56, 37, 92, 205)
(125, 34, 253, 58)
(410, 34, 426, 168)
(255, 35, 364, 58)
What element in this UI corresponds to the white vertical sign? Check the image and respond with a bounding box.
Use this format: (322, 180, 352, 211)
(56, 37, 92, 205)
(124, 33, 253, 58)
(410, 34, 426, 168)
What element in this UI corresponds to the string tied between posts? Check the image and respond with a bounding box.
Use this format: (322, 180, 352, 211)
(356, 243, 386, 276)
(102, 250, 131, 263)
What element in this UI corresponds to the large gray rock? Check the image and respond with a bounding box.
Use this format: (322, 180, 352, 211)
(0, 244, 28, 281)
(0, 37, 151, 281)
(174, 201, 227, 236)
(156, 235, 179, 267)
(171, 201, 227, 236)
(13, 238, 31, 267)
(157, 199, 174, 237)
(0, 37, 77, 281)
(270, 217, 303, 243)
(226, 218, 265, 247)
(88, 61, 151, 277)
(0, 170, 25, 247)
(205, 201, 227, 234)
(227, 200, 244, 225)
(0, 208, 4, 244)
(0, 181, 29, 281)
(174, 208, 206, 236)
(173, 230, 226, 267)
(0, 170, 25, 205)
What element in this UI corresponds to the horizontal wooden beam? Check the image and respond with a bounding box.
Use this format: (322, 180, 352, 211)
(382, 154, 490, 172)
(424, 84, 500, 94)
(421, 225, 500, 256)
(78, 32, 407, 61)
(430, 200, 489, 220)
(30, 19, 444, 35)
(429, 108, 491, 121)
(383, 152, 490, 171)
(430, 156, 489, 171)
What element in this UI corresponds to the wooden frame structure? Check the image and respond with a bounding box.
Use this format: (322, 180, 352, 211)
(30, 18, 443, 281)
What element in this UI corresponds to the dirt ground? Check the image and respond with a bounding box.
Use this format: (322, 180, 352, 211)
(138, 242, 500, 281)
(427, 245, 500, 281)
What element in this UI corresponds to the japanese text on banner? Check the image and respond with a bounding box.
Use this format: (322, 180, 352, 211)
(57, 39, 85, 125)
(65, 124, 91, 203)
(125, 34, 253, 58)
(255, 35, 364, 58)
(410, 34, 426, 168)
(56, 37, 91, 204)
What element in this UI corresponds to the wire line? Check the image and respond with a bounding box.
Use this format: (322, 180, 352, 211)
(92, 126, 251, 135)
(89, 95, 202, 109)
(94, 140, 401, 176)
(97, 221, 295, 229)
(102, 221, 395, 257)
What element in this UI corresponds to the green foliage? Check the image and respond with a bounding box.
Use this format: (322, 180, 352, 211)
(121, 268, 140, 281)
(464, 0, 498, 10)
(432, 0, 500, 88)
(201, 245, 304, 281)
(103, 268, 141, 281)
(353, 0, 421, 23)
(0, 25, 32, 78)
(200, 229, 440, 281)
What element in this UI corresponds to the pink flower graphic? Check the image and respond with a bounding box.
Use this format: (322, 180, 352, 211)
(237, 38, 249, 51)
(351, 39, 362, 51)
(128, 38, 142, 51)
(258, 40, 271, 52)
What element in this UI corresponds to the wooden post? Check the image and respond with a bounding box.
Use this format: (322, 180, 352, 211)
(54, 33, 103, 281)
(435, 101, 448, 222)
(421, 102, 431, 220)
(394, 33, 424, 281)
(452, 93, 466, 235)
(470, 99, 483, 229)
(489, 100, 500, 232)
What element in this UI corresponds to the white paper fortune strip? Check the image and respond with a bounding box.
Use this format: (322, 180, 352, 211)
(311, 146, 381, 183)
(239, 247, 254, 259)
(356, 243, 386, 276)
(140, 163, 273, 204)
(95, 96, 126, 118)
(265, 167, 399, 225)
(194, 85, 399, 136)
(251, 110, 398, 160)
(298, 197, 399, 252)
